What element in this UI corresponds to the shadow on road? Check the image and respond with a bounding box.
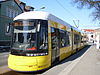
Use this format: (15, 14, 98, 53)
(59, 45, 91, 64)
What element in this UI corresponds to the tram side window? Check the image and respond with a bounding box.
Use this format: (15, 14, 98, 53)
(59, 30, 67, 48)
(74, 34, 80, 44)
(51, 27, 59, 50)
(66, 32, 70, 46)
(81, 36, 87, 43)
(74, 34, 77, 44)
(38, 20, 48, 51)
(81, 36, 84, 43)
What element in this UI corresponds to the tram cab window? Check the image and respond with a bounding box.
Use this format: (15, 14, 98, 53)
(11, 19, 48, 56)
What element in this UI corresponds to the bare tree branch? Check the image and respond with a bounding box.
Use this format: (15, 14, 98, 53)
(72, 0, 100, 21)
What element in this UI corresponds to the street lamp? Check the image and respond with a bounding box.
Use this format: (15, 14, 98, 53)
(35, 6, 46, 11)
(40, 7, 45, 9)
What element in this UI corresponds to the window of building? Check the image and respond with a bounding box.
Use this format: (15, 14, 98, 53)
(13, 10, 15, 18)
(6, 6, 19, 18)
(91, 35, 93, 38)
(9, 8, 12, 18)
(6, 7, 9, 16)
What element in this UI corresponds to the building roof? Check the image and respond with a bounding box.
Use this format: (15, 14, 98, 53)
(0, 0, 23, 12)
(82, 29, 94, 32)
(25, 6, 34, 11)
(15, 0, 34, 12)
(15, 0, 20, 4)
(95, 28, 100, 30)
(94, 28, 100, 32)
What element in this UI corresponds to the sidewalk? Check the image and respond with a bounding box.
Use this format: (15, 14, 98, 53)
(60, 45, 100, 75)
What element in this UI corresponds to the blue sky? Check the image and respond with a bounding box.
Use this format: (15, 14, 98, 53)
(21, 0, 100, 29)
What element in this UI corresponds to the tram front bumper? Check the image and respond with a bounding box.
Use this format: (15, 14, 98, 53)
(8, 54, 38, 71)
(8, 54, 50, 72)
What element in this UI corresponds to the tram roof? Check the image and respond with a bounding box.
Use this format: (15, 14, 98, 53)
(14, 11, 71, 27)
(14, 11, 81, 32)
(14, 11, 50, 21)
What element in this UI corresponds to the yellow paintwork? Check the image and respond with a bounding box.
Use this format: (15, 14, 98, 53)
(59, 24, 66, 30)
(72, 29, 82, 52)
(8, 19, 85, 72)
(48, 20, 58, 28)
(48, 20, 73, 61)
(60, 46, 72, 61)
(48, 25, 52, 52)
(8, 52, 51, 71)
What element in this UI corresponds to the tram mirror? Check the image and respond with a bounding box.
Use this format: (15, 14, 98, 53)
(37, 22, 40, 32)
(6, 23, 11, 33)
(6, 23, 13, 36)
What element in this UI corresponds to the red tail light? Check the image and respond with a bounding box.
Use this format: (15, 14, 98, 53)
(26, 47, 37, 50)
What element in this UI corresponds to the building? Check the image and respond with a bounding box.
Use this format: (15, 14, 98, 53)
(15, 0, 26, 12)
(15, 0, 34, 12)
(0, 0, 34, 48)
(82, 29, 95, 43)
(0, 0, 23, 47)
(93, 28, 100, 44)
(24, 6, 34, 12)
(82, 28, 100, 45)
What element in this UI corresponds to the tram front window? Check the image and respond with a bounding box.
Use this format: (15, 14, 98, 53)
(11, 20, 48, 56)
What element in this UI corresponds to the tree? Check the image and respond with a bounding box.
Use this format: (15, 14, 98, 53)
(72, 0, 100, 21)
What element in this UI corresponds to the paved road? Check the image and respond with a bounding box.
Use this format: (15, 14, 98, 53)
(0, 52, 9, 67)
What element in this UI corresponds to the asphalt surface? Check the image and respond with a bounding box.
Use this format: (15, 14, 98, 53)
(0, 52, 9, 67)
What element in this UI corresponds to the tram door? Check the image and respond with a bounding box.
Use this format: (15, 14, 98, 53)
(51, 28, 59, 64)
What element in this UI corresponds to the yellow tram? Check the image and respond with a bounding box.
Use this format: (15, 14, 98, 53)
(8, 11, 86, 72)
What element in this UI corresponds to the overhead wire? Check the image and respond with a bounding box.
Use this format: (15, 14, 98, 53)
(55, 0, 77, 19)
(55, 0, 81, 28)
